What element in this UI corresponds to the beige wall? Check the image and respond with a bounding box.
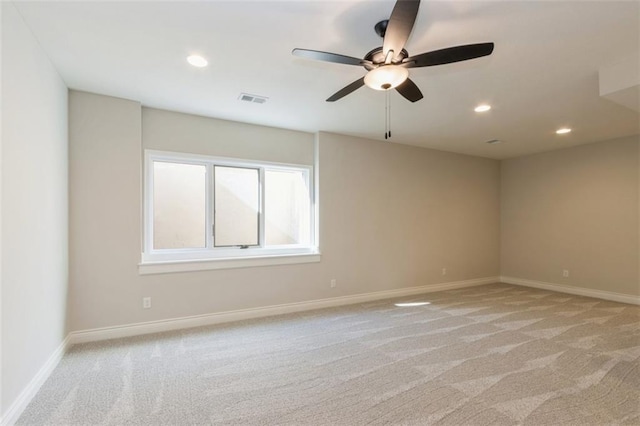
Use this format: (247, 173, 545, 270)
(68, 92, 500, 332)
(318, 132, 501, 289)
(1, 3, 69, 417)
(68, 92, 142, 333)
(501, 136, 640, 296)
(143, 107, 314, 165)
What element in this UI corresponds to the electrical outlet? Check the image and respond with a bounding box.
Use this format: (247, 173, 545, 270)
(330, 279, 337, 288)
(442, 268, 447, 276)
(142, 297, 152, 309)
(562, 270, 569, 278)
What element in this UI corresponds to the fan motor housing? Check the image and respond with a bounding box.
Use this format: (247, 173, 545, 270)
(363, 47, 409, 70)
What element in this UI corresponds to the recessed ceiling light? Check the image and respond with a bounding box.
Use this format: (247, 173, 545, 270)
(394, 302, 431, 307)
(187, 55, 208, 68)
(474, 104, 491, 112)
(556, 128, 572, 134)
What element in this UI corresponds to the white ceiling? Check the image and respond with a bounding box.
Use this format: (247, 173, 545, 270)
(13, 0, 640, 159)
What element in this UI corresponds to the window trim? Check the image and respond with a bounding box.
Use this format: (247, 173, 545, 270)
(138, 252, 321, 275)
(142, 150, 317, 270)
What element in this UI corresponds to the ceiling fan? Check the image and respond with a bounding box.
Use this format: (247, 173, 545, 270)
(292, 0, 494, 103)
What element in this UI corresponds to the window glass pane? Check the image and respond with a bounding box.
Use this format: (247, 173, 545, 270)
(265, 169, 311, 246)
(153, 161, 206, 249)
(214, 166, 259, 246)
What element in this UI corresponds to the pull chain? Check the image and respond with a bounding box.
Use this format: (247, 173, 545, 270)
(387, 89, 391, 139)
(384, 89, 392, 140)
(384, 90, 389, 139)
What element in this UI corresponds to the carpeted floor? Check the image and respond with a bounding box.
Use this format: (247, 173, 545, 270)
(18, 283, 640, 425)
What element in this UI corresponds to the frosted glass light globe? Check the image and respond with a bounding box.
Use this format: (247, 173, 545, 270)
(364, 65, 409, 90)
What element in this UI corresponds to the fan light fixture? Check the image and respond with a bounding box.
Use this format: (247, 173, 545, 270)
(364, 65, 409, 91)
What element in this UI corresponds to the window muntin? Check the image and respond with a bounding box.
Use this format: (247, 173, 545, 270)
(144, 151, 314, 262)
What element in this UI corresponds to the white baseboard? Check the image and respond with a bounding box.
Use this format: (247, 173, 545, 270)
(69, 276, 500, 345)
(0, 336, 71, 426)
(500, 276, 640, 305)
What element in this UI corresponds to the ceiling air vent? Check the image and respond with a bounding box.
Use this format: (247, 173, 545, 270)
(485, 139, 502, 145)
(238, 93, 268, 104)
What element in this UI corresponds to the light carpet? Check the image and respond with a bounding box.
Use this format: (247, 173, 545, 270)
(17, 283, 640, 425)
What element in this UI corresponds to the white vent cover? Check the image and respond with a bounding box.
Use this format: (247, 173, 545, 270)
(238, 93, 268, 104)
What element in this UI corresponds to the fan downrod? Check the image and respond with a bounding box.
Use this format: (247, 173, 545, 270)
(374, 20, 389, 38)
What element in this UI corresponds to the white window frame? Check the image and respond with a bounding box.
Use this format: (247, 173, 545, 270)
(140, 150, 319, 273)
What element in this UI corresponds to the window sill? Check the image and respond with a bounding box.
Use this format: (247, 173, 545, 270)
(138, 251, 321, 275)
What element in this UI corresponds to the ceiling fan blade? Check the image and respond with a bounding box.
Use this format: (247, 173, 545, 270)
(292, 48, 369, 66)
(326, 77, 366, 102)
(383, 0, 421, 63)
(403, 43, 494, 68)
(396, 78, 423, 102)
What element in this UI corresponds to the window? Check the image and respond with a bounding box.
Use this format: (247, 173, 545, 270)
(153, 162, 207, 249)
(142, 150, 317, 271)
(214, 166, 260, 247)
(264, 169, 311, 246)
